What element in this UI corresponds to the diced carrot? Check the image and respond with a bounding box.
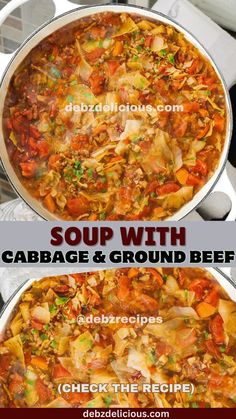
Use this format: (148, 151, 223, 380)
(147, 268, 164, 287)
(117, 276, 130, 301)
(44, 194, 56, 213)
(209, 314, 225, 345)
(128, 268, 139, 279)
(31, 356, 48, 371)
(20, 161, 37, 178)
(93, 124, 107, 136)
(113, 40, 123, 56)
(157, 182, 180, 196)
(53, 364, 71, 379)
(199, 108, 209, 118)
(196, 302, 216, 318)
(214, 114, 225, 133)
(176, 168, 189, 185)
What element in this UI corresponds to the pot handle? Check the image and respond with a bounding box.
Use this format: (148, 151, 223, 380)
(153, 0, 236, 89)
(0, 0, 81, 80)
(197, 165, 236, 221)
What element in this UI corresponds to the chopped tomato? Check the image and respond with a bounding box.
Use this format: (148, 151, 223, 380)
(29, 125, 41, 139)
(53, 364, 71, 379)
(189, 159, 208, 177)
(37, 141, 50, 159)
(35, 378, 51, 404)
(204, 288, 219, 306)
(86, 48, 105, 63)
(188, 278, 210, 300)
(132, 291, 158, 312)
(172, 115, 188, 138)
(186, 173, 203, 187)
(31, 319, 44, 331)
(48, 154, 60, 170)
(177, 328, 197, 348)
(205, 339, 220, 358)
(145, 180, 160, 195)
(89, 70, 105, 95)
(64, 392, 90, 405)
(54, 284, 69, 295)
(20, 161, 37, 178)
(0, 354, 11, 378)
(187, 59, 199, 75)
(70, 273, 85, 285)
(147, 268, 164, 287)
(157, 182, 180, 196)
(196, 124, 210, 139)
(117, 276, 130, 301)
(90, 26, 106, 40)
(209, 314, 225, 345)
(107, 60, 120, 75)
(144, 35, 153, 48)
(9, 373, 24, 395)
(67, 196, 90, 217)
(71, 134, 89, 152)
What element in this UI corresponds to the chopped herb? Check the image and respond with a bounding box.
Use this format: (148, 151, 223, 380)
(132, 55, 139, 62)
(44, 324, 50, 331)
(232, 396, 236, 403)
(148, 348, 157, 366)
(167, 355, 174, 364)
(107, 172, 114, 177)
(150, 192, 157, 198)
(48, 54, 55, 62)
(104, 395, 113, 407)
(101, 177, 107, 184)
(50, 66, 61, 79)
(159, 49, 167, 57)
(49, 304, 56, 314)
(219, 345, 226, 353)
(40, 333, 48, 341)
(87, 168, 94, 178)
(26, 379, 34, 386)
(191, 402, 199, 408)
(136, 45, 143, 52)
(163, 274, 168, 281)
(31, 329, 38, 335)
(203, 331, 209, 340)
(50, 340, 57, 349)
(98, 40, 103, 48)
(140, 37, 145, 44)
(73, 160, 84, 180)
(66, 95, 74, 103)
(69, 79, 78, 86)
(99, 212, 106, 220)
(168, 53, 175, 64)
(203, 90, 211, 96)
(55, 296, 69, 306)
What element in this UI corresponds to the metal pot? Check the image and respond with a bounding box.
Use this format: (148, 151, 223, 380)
(0, 0, 235, 220)
(0, 267, 235, 336)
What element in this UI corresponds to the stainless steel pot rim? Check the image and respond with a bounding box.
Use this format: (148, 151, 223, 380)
(0, 267, 235, 336)
(0, 3, 233, 221)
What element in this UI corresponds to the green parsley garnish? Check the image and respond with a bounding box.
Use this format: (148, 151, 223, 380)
(167, 53, 175, 64)
(40, 333, 48, 341)
(49, 304, 56, 314)
(104, 395, 113, 407)
(99, 212, 106, 220)
(159, 49, 167, 57)
(55, 297, 69, 306)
